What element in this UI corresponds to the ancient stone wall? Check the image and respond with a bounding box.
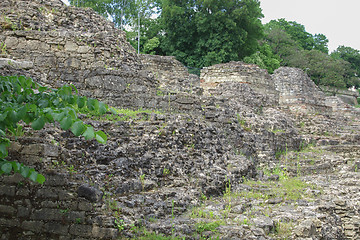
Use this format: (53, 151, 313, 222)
(0, 137, 118, 240)
(139, 54, 199, 91)
(272, 67, 332, 113)
(320, 85, 359, 106)
(0, 0, 157, 109)
(200, 61, 279, 106)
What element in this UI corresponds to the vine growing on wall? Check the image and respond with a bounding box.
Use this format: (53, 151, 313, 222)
(0, 75, 111, 184)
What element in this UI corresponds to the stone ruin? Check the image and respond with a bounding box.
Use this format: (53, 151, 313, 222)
(1, 0, 360, 239)
(200, 61, 279, 106)
(139, 54, 200, 91)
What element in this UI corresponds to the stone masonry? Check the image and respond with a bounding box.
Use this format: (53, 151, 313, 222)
(200, 61, 279, 105)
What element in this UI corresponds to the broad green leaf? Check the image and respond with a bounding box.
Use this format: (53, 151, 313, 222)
(43, 108, 54, 122)
(38, 99, 49, 108)
(70, 121, 86, 136)
(110, 107, 118, 115)
(87, 98, 99, 111)
(28, 104, 37, 112)
(0, 143, 8, 158)
(16, 106, 27, 121)
(20, 167, 30, 178)
(36, 174, 45, 184)
(53, 112, 66, 122)
(95, 131, 107, 144)
(82, 126, 95, 140)
(60, 116, 73, 130)
(31, 116, 46, 130)
(66, 96, 76, 105)
(77, 96, 87, 108)
(0, 129, 5, 136)
(67, 108, 77, 119)
(8, 110, 17, 122)
(29, 171, 38, 182)
(1, 162, 12, 174)
(22, 113, 33, 124)
(99, 102, 107, 115)
(11, 161, 21, 172)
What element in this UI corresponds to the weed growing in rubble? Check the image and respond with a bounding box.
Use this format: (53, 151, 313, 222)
(80, 107, 163, 122)
(270, 220, 294, 239)
(235, 175, 315, 202)
(0, 42, 7, 55)
(195, 221, 221, 239)
(127, 225, 186, 240)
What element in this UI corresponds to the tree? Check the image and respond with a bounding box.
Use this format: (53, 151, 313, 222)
(286, 49, 348, 88)
(264, 26, 300, 65)
(69, 0, 138, 28)
(331, 46, 360, 87)
(243, 42, 281, 73)
(264, 19, 329, 54)
(313, 34, 329, 54)
(0, 76, 110, 183)
(159, 0, 264, 68)
(69, 0, 160, 53)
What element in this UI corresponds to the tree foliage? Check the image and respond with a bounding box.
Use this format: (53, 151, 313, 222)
(331, 46, 360, 87)
(159, 0, 264, 68)
(264, 19, 328, 54)
(69, 0, 160, 54)
(243, 43, 281, 73)
(0, 76, 110, 183)
(263, 18, 359, 88)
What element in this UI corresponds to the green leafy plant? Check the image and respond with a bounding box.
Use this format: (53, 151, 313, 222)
(0, 42, 7, 55)
(75, 218, 82, 224)
(0, 75, 109, 183)
(195, 221, 222, 239)
(114, 218, 125, 232)
(163, 168, 170, 177)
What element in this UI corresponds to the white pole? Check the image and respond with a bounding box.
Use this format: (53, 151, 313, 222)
(138, 10, 140, 54)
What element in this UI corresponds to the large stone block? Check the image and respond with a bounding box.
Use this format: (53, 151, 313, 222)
(77, 184, 103, 202)
(0, 185, 16, 197)
(44, 222, 69, 235)
(69, 224, 93, 237)
(22, 220, 44, 232)
(0, 205, 16, 216)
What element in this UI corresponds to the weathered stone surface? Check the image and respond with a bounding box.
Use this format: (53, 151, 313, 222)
(272, 67, 331, 113)
(139, 54, 200, 91)
(77, 184, 103, 202)
(201, 61, 279, 105)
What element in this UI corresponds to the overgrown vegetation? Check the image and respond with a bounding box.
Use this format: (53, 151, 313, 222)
(188, 163, 318, 239)
(0, 75, 109, 183)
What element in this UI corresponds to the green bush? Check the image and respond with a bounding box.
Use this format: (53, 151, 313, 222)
(0, 75, 109, 183)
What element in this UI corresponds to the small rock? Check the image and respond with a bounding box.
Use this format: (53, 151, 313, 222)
(252, 216, 274, 234)
(294, 219, 316, 237)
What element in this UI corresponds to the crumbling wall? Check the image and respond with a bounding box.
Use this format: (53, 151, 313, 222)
(320, 85, 359, 106)
(0, 137, 118, 240)
(139, 54, 199, 91)
(200, 61, 279, 105)
(272, 67, 332, 113)
(0, 0, 157, 109)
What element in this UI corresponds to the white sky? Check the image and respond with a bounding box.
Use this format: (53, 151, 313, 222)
(260, 0, 360, 52)
(61, 0, 359, 53)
